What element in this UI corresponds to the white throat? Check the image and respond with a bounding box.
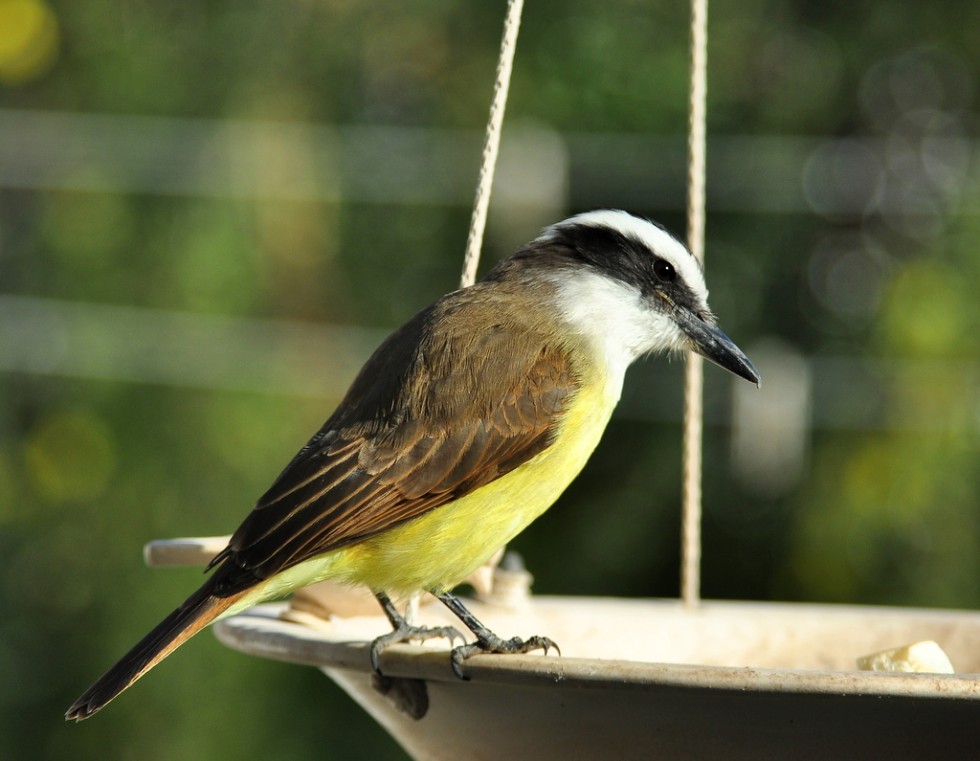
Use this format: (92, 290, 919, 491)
(549, 269, 688, 382)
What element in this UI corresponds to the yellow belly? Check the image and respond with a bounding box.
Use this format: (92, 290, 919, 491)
(236, 378, 621, 607)
(242, 366, 621, 603)
(352, 377, 618, 593)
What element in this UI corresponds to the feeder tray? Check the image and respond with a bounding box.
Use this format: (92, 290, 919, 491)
(211, 591, 980, 760)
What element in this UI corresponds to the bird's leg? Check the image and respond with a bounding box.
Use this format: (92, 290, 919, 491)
(435, 590, 560, 679)
(369, 591, 464, 673)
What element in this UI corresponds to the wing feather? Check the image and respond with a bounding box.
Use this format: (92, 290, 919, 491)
(212, 285, 579, 594)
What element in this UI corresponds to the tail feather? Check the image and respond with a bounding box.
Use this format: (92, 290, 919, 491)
(65, 588, 242, 721)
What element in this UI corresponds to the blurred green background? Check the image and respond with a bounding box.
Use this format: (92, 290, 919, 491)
(1, 1, 977, 759)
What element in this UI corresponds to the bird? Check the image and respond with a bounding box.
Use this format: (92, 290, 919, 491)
(65, 209, 759, 721)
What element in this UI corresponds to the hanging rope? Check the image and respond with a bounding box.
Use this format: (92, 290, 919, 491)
(460, 0, 525, 288)
(681, 0, 709, 609)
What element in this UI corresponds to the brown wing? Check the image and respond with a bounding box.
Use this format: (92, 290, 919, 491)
(209, 285, 578, 595)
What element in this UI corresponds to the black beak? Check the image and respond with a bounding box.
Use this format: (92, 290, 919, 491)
(674, 307, 760, 386)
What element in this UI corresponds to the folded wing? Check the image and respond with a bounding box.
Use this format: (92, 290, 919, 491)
(210, 287, 578, 595)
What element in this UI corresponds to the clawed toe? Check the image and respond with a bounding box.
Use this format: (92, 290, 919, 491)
(450, 634, 560, 679)
(370, 624, 465, 673)
(519, 635, 560, 657)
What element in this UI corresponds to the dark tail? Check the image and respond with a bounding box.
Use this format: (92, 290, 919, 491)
(65, 586, 243, 721)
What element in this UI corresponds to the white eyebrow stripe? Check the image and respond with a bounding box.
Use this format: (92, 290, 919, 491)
(546, 210, 708, 304)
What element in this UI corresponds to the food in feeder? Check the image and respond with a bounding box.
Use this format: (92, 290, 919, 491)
(857, 640, 954, 674)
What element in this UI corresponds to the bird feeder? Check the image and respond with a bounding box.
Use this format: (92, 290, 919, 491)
(144, 538, 980, 759)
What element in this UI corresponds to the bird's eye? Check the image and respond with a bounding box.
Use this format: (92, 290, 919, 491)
(653, 259, 676, 281)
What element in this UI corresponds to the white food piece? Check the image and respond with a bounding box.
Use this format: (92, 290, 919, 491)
(857, 640, 955, 674)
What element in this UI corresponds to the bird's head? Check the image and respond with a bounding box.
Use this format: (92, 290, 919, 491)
(491, 209, 760, 386)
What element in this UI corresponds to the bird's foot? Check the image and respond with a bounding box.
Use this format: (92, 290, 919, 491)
(369, 622, 465, 673)
(450, 633, 560, 679)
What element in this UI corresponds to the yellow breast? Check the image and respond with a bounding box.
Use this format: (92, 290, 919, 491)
(353, 372, 620, 593)
(228, 330, 625, 614)
(246, 358, 622, 602)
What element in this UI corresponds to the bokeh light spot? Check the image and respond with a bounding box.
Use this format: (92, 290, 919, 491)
(24, 409, 117, 504)
(0, 0, 59, 84)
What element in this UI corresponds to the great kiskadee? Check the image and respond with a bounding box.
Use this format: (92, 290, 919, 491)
(66, 209, 759, 720)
